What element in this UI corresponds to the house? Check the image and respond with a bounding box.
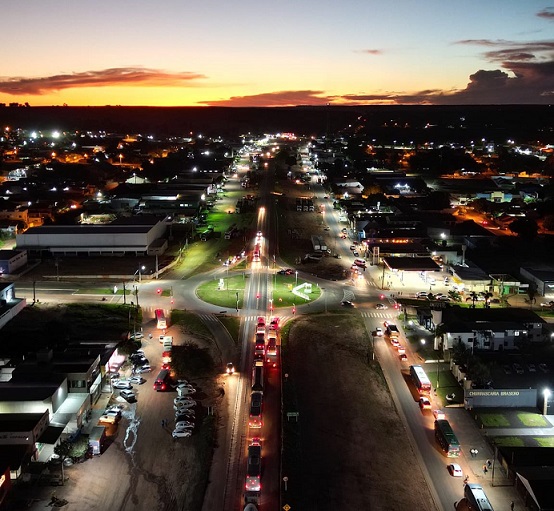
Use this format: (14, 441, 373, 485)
(437, 307, 547, 352)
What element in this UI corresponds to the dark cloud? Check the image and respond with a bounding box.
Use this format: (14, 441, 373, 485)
(0, 67, 206, 95)
(537, 8, 554, 20)
(202, 90, 332, 107)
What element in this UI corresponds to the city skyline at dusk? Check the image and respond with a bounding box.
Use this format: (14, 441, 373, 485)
(1, 1, 553, 107)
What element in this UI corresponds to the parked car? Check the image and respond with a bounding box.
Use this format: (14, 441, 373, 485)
(120, 390, 136, 402)
(175, 411, 195, 422)
(513, 363, 524, 375)
(447, 463, 463, 477)
(353, 251, 359, 257)
(135, 365, 152, 373)
(177, 386, 197, 397)
(103, 409, 121, 420)
(375, 303, 387, 310)
(175, 421, 194, 430)
(129, 332, 143, 340)
(172, 428, 193, 439)
(112, 380, 132, 390)
(415, 292, 428, 298)
(341, 300, 354, 307)
(539, 363, 549, 373)
(129, 376, 146, 385)
(174, 396, 195, 405)
(375, 328, 383, 336)
(174, 401, 195, 411)
(98, 415, 118, 425)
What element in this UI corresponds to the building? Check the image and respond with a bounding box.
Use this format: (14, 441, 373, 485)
(15, 217, 168, 256)
(437, 307, 547, 352)
(0, 250, 27, 275)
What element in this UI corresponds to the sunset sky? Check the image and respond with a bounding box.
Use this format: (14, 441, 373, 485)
(1, 1, 553, 107)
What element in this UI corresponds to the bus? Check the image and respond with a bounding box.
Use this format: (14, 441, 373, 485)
(409, 365, 432, 395)
(434, 419, 461, 457)
(464, 483, 494, 511)
(253, 243, 261, 262)
(153, 369, 171, 391)
(155, 309, 167, 330)
(252, 365, 264, 393)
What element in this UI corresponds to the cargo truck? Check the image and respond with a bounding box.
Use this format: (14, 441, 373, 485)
(89, 426, 106, 455)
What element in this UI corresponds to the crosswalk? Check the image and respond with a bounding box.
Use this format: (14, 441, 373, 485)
(360, 311, 394, 319)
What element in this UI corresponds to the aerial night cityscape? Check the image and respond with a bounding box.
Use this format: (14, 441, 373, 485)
(0, 2, 554, 511)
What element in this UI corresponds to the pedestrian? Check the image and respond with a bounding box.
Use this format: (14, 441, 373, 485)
(483, 464, 488, 475)
(487, 459, 492, 469)
(161, 419, 165, 428)
(510, 501, 514, 511)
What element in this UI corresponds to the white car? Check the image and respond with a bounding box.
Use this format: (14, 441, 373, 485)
(98, 414, 118, 424)
(129, 332, 144, 340)
(112, 380, 132, 390)
(103, 409, 121, 419)
(375, 303, 387, 310)
(129, 376, 146, 385)
(135, 365, 152, 374)
(433, 409, 446, 420)
(177, 386, 196, 396)
(172, 428, 193, 438)
(448, 463, 463, 477)
(175, 421, 194, 429)
(375, 328, 383, 336)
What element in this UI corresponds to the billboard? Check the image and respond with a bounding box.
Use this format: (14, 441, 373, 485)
(464, 388, 537, 408)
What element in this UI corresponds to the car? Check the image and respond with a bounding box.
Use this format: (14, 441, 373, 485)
(384, 320, 391, 328)
(103, 409, 121, 420)
(447, 463, 463, 477)
(433, 409, 446, 420)
(513, 363, 524, 374)
(419, 397, 432, 410)
(130, 356, 149, 366)
(502, 364, 512, 375)
(174, 396, 195, 405)
(415, 292, 428, 298)
(341, 300, 354, 307)
(129, 332, 144, 340)
(269, 317, 280, 330)
(257, 316, 265, 327)
(375, 303, 388, 310)
(106, 403, 125, 412)
(135, 365, 152, 374)
(527, 363, 537, 372)
(175, 421, 195, 430)
(112, 380, 132, 390)
(120, 389, 136, 402)
(540, 301, 554, 307)
(340, 234, 347, 239)
(350, 245, 356, 251)
(176, 379, 190, 385)
(399, 353, 408, 362)
(353, 251, 360, 257)
(172, 428, 193, 438)
(174, 401, 195, 411)
(108, 372, 120, 380)
(177, 386, 197, 396)
(390, 338, 400, 348)
(129, 376, 145, 385)
(284, 268, 294, 275)
(226, 362, 235, 375)
(175, 413, 195, 423)
(256, 231, 263, 238)
(375, 327, 383, 336)
(397, 345, 406, 355)
(341, 228, 347, 233)
(539, 363, 549, 373)
(98, 414, 118, 425)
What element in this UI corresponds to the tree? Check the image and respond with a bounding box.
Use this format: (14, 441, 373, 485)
(483, 292, 493, 308)
(509, 217, 538, 239)
(448, 290, 462, 302)
(117, 338, 138, 357)
(466, 291, 479, 308)
(53, 439, 72, 485)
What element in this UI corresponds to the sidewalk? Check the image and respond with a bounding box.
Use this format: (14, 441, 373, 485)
(445, 407, 523, 510)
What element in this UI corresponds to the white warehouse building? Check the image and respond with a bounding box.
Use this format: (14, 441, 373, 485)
(15, 217, 168, 256)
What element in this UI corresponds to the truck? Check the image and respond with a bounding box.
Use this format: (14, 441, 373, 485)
(89, 426, 107, 455)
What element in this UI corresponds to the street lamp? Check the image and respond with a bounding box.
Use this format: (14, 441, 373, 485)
(544, 389, 551, 416)
(295, 271, 298, 287)
(138, 265, 145, 283)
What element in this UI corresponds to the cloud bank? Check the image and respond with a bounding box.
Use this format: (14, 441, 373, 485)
(0, 67, 206, 95)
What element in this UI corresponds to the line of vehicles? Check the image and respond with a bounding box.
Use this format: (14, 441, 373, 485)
(244, 315, 280, 508)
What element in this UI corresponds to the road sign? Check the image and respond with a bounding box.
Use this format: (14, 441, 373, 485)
(283, 505, 291, 511)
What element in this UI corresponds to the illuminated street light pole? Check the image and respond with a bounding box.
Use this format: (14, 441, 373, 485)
(544, 389, 551, 416)
(138, 264, 145, 283)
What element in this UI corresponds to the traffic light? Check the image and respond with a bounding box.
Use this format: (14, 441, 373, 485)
(256, 293, 260, 299)
(157, 288, 162, 295)
(380, 294, 384, 300)
(394, 303, 399, 309)
(292, 306, 296, 315)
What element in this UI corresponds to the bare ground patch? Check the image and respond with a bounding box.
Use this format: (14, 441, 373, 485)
(282, 313, 436, 511)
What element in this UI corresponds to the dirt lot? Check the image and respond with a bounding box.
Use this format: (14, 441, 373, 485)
(282, 313, 436, 510)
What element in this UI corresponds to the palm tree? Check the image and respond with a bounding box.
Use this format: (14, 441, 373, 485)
(466, 291, 478, 308)
(483, 292, 493, 308)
